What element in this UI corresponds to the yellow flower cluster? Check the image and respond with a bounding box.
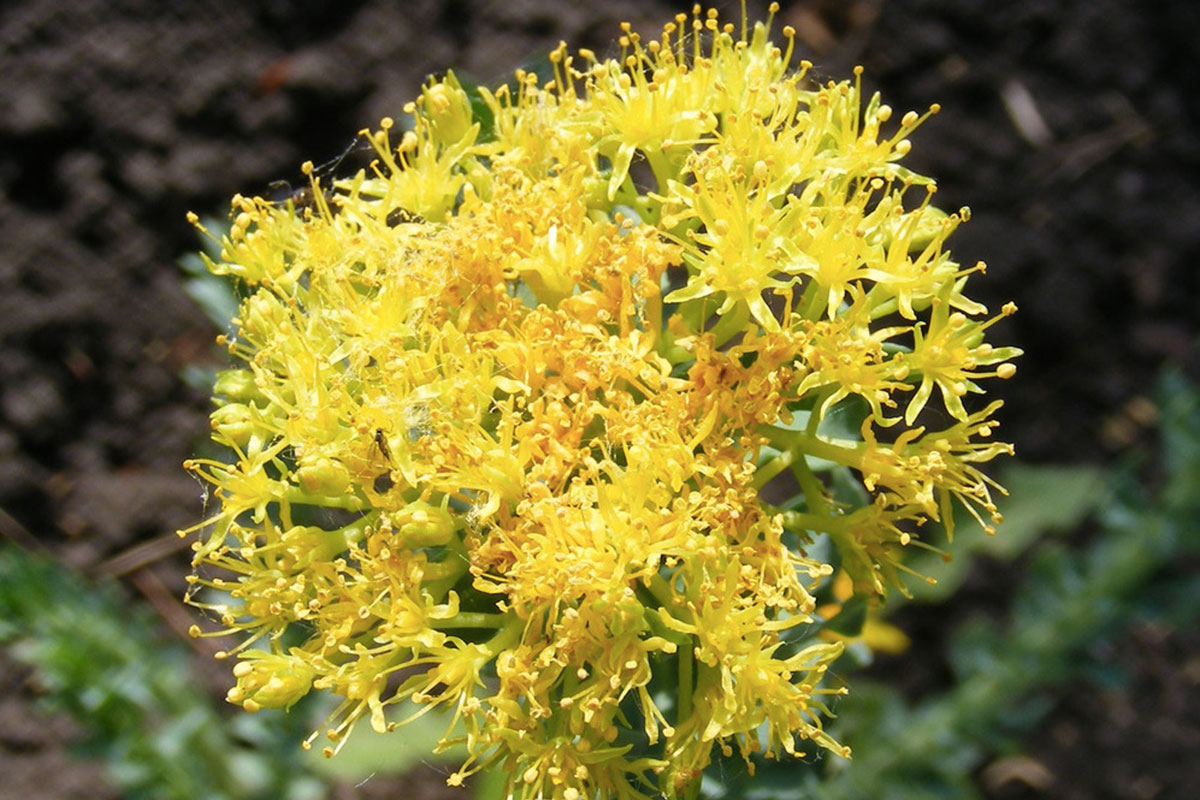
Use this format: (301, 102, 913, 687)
(182, 4, 1019, 798)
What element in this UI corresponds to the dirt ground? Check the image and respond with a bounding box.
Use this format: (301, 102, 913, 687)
(1, 1, 1197, 798)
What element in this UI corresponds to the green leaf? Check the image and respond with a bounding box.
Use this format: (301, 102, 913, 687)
(823, 596, 868, 637)
(303, 700, 462, 781)
(180, 217, 241, 330)
(182, 272, 240, 331)
(899, 463, 1104, 604)
(988, 463, 1105, 555)
(1159, 368, 1200, 515)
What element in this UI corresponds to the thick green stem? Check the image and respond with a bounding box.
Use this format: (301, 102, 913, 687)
(431, 612, 507, 630)
(707, 299, 750, 348)
(484, 613, 524, 656)
(677, 642, 694, 726)
(284, 486, 368, 511)
(337, 511, 378, 547)
(791, 433, 865, 469)
(776, 509, 849, 535)
(752, 448, 795, 489)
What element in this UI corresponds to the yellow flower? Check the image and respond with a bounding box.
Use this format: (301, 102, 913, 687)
(906, 289, 1021, 424)
(586, 22, 718, 201)
(663, 149, 810, 332)
(182, 3, 1019, 798)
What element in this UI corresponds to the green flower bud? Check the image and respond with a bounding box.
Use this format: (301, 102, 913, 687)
(229, 652, 314, 711)
(280, 525, 349, 565)
(210, 403, 255, 448)
(390, 501, 455, 547)
(213, 369, 261, 403)
(295, 456, 351, 496)
(422, 71, 475, 146)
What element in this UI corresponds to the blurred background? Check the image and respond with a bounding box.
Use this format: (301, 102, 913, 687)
(1, 1, 1197, 798)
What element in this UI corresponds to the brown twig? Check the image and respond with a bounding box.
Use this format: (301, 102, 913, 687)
(97, 531, 192, 578)
(128, 565, 225, 660)
(0, 504, 50, 554)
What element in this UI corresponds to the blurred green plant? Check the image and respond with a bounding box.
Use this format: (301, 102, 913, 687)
(0, 551, 325, 800)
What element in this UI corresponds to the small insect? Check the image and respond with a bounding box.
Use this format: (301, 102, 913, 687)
(266, 133, 377, 214)
(385, 206, 426, 227)
(266, 180, 325, 214)
(373, 427, 393, 463)
(372, 428, 395, 493)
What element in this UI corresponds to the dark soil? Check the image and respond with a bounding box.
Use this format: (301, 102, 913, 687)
(1, 1, 1197, 798)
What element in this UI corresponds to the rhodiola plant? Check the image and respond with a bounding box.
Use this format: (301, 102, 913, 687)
(182, 4, 1020, 798)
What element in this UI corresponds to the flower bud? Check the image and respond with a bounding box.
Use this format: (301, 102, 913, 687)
(210, 403, 255, 448)
(295, 456, 351, 496)
(242, 292, 286, 336)
(212, 369, 261, 403)
(280, 525, 349, 565)
(422, 71, 475, 146)
(389, 501, 456, 547)
(228, 652, 314, 710)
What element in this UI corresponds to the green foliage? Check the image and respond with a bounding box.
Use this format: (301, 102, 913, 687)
(899, 461, 1105, 604)
(178, 215, 239, 394)
(178, 216, 239, 331)
(0, 551, 324, 800)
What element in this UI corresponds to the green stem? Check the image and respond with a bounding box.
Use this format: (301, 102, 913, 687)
(679, 291, 710, 335)
(642, 602, 692, 650)
(420, 558, 466, 584)
(775, 509, 848, 535)
(646, 572, 689, 618)
(431, 612, 507, 630)
(338, 511, 378, 547)
(645, 147, 676, 196)
(284, 486, 368, 511)
(421, 529, 470, 600)
(752, 448, 795, 489)
(707, 299, 750, 348)
(484, 613, 523, 656)
(646, 278, 663, 349)
(864, 284, 900, 320)
(798, 277, 827, 321)
(791, 433, 864, 468)
(677, 642, 694, 724)
(660, 329, 696, 366)
(806, 387, 835, 437)
(792, 447, 832, 518)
